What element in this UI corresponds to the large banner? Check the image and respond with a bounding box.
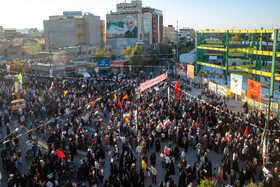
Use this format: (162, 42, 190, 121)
(248, 79, 261, 102)
(176, 63, 187, 77)
(106, 14, 138, 38)
(140, 73, 167, 92)
(187, 65, 194, 79)
(217, 85, 227, 98)
(208, 81, 217, 92)
(230, 74, 242, 96)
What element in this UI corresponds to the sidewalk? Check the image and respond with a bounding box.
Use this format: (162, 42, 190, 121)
(184, 85, 244, 113)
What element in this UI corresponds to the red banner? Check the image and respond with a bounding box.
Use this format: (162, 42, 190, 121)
(140, 73, 167, 92)
(248, 79, 261, 102)
(175, 81, 180, 99)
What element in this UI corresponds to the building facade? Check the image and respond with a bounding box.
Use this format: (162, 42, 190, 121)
(106, 0, 163, 55)
(44, 12, 102, 48)
(163, 25, 175, 44)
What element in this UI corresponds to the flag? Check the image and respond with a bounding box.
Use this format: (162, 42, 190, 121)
(64, 91, 67, 97)
(62, 79, 66, 87)
(123, 94, 128, 100)
(86, 104, 91, 110)
(149, 103, 154, 108)
(18, 73, 23, 84)
(27, 88, 30, 93)
(49, 82, 54, 91)
(94, 109, 101, 115)
(163, 118, 171, 126)
(262, 124, 267, 140)
(158, 119, 162, 126)
(106, 88, 109, 92)
(114, 94, 117, 101)
(81, 84, 86, 89)
(263, 131, 267, 156)
(243, 126, 248, 136)
(159, 99, 163, 105)
(56, 150, 66, 158)
(175, 81, 180, 99)
(88, 93, 91, 99)
(138, 107, 142, 112)
(118, 96, 123, 110)
(227, 133, 230, 141)
(47, 172, 53, 179)
(182, 111, 187, 118)
(123, 112, 130, 119)
(134, 102, 136, 107)
(174, 100, 178, 107)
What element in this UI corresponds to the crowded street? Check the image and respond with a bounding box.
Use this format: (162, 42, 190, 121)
(0, 69, 280, 187)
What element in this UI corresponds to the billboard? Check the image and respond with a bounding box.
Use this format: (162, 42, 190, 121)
(248, 79, 261, 102)
(98, 60, 110, 68)
(187, 65, 194, 79)
(63, 11, 82, 17)
(107, 14, 138, 38)
(230, 74, 242, 96)
(176, 63, 187, 77)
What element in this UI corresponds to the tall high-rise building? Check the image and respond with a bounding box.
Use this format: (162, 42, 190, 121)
(44, 12, 101, 48)
(106, 0, 163, 54)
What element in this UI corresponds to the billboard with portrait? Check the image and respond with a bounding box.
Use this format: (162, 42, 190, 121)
(107, 14, 138, 38)
(176, 63, 187, 77)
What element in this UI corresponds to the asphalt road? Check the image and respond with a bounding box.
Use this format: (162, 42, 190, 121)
(0, 66, 249, 186)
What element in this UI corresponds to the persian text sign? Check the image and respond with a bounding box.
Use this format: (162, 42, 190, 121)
(140, 73, 167, 92)
(230, 74, 242, 96)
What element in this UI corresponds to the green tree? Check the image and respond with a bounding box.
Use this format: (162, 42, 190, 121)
(92, 49, 111, 60)
(123, 45, 152, 66)
(158, 44, 172, 56)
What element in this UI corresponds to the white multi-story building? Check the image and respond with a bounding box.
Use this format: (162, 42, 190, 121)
(44, 12, 102, 48)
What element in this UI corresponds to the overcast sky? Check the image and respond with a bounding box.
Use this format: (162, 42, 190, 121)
(1, 0, 279, 30)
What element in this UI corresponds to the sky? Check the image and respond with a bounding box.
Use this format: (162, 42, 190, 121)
(0, 0, 280, 30)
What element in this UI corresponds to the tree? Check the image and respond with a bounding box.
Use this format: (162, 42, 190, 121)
(158, 44, 172, 57)
(92, 49, 111, 60)
(123, 45, 152, 66)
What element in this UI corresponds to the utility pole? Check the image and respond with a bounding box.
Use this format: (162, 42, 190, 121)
(264, 29, 278, 164)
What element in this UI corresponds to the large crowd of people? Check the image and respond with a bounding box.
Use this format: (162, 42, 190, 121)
(0, 70, 280, 187)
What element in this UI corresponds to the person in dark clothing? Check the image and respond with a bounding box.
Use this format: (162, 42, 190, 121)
(150, 152, 156, 166)
(230, 169, 236, 185)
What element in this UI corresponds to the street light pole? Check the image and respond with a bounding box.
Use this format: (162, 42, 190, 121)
(48, 32, 52, 77)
